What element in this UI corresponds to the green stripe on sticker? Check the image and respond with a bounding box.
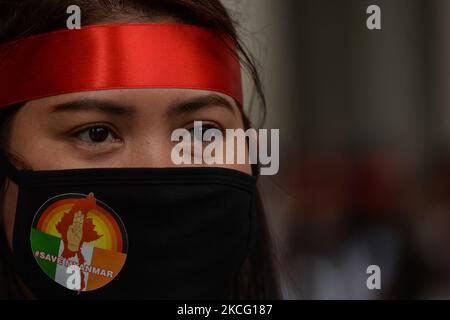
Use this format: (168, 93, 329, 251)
(31, 229, 61, 280)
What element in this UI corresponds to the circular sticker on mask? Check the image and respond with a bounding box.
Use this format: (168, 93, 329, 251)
(30, 193, 128, 292)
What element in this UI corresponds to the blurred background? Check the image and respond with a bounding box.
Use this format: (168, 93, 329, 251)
(224, 0, 450, 299)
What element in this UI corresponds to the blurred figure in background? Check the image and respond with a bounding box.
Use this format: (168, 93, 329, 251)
(228, 0, 450, 300)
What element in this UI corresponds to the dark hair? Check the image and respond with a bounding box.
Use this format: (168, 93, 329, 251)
(0, 0, 279, 299)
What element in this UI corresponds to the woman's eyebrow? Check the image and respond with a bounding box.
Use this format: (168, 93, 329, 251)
(166, 93, 238, 118)
(50, 99, 135, 116)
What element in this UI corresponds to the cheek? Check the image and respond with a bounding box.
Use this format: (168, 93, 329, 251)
(8, 103, 85, 170)
(222, 163, 253, 175)
(9, 128, 65, 170)
(8, 106, 50, 167)
(203, 138, 253, 175)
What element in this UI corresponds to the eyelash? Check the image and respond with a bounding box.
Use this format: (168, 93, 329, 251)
(69, 123, 122, 145)
(185, 121, 224, 142)
(185, 121, 224, 134)
(67, 120, 224, 148)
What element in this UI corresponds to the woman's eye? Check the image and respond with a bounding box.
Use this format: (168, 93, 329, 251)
(73, 126, 119, 144)
(187, 123, 223, 142)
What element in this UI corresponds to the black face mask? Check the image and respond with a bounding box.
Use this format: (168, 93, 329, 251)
(1, 163, 256, 300)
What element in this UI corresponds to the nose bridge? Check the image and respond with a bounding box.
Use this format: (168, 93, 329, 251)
(125, 133, 175, 168)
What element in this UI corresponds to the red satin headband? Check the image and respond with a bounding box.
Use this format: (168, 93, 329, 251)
(0, 23, 243, 109)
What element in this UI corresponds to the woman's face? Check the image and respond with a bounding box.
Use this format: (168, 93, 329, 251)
(2, 88, 251, 247)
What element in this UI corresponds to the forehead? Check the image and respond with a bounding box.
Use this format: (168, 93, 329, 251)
(22, 88, 240, 116)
